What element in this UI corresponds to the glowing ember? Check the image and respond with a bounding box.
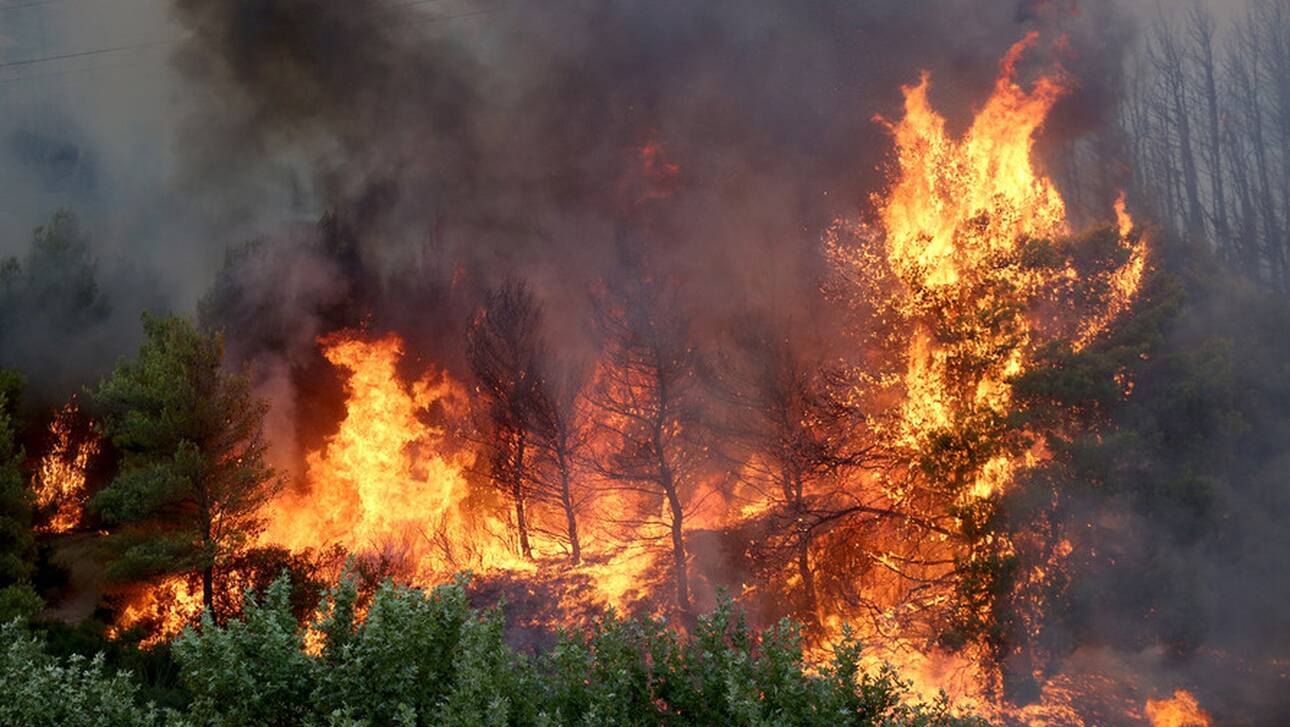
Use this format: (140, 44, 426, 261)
(1145, 690, 1212, 727)
(32, 401, 98, 533)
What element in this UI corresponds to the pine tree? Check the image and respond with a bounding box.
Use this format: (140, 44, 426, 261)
(91, 314, 280, 616)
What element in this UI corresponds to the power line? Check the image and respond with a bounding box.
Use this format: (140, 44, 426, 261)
(0, 39, 169, 70)
(0, 53, 160, 86)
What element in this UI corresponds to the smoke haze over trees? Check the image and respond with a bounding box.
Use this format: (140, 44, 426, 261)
(0, 0, 1288, 724)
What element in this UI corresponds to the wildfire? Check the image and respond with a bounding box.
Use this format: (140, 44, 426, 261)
(861, 30, 1146, 498)
(108, 576, 204, 648)
(824, 32, 1150, 717)
(876, 32, 1068, 290)
(33, 401, 98, 533)
(259, 332, 528, 579)
(96, 28, 1179, 725)
(1145, 690, 1212, 727)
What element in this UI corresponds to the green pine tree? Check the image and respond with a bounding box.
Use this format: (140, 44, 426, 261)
(90, 314, 280, 616)
(0, 369, 42, 624)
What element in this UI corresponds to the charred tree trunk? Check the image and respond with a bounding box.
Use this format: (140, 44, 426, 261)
(797, 538, 816, 619)
(557, 449, 580, 564)
(198, 493, 216, 618)
(1237, 10, 1287, 287)
(202, 564, 214, 615)
(513, 430, 532, 559)
(655, 419, 690, 615)
(662, 473, 690, 615)
(1153, 16, 1206, 237)
(467, 278, 544, 559)
(1227, 122, 1262, 278)
(1191, 4, 1231, 254)
(1266, 3, 1290, 293)
(781, 467, 817, 622)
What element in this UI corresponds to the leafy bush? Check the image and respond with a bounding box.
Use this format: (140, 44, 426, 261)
(0, 621, 157, 727)
(3, 577, 987, 726)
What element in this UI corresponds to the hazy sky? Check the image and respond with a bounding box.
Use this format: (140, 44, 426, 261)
(0, 0, 1254, 309)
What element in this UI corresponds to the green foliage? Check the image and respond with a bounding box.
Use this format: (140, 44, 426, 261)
(963, 233, 1290, 698)
(165, 576, 984, 727)
(536, 598, 976, 727)
(90, 314, 281, 610)
(0, 211, 116, 402)
(0, 621, 158, 726)
(0, 370, 34, 591)
(0, 210, 109, 336)
(0, 583, 43, 625)
(1, 572, 989, 725)
(172, 578, 313, 725)
(20, 211, 110, 330)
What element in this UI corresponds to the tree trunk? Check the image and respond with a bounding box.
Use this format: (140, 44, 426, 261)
(786, 471, 816, 623)
(513, 430, 532, 559)
(657, 430, 690, 614)
(1196, 11, 1230, 254)
(202, 564, 214, 617)
(663, 477, 690, 615)
(558, 449, 581, 564)
(797, 538, 817, 623)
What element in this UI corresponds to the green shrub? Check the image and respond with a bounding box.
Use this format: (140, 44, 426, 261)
(0, 620, 157, 726)
(3, 576, 988, 726)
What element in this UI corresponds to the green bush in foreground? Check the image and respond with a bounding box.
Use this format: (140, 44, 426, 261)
(2, 576, 986, 726)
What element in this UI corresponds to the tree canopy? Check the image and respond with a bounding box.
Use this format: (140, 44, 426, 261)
(90, 314, 280, 614)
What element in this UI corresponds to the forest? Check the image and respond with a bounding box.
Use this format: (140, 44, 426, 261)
(1, 1, 1289, 725)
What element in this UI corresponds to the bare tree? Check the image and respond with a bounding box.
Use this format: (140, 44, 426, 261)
(1188, 1, 1232, 254)
(529, 356, 592, 564)
(704, 319, 869, 624)
(588, 273, 702, 615)
(1150, 11, 1207, 237)
(1224, 16, 1267, 277)
(466, 278, 543, 559)
(1260, 0, 1290, 290)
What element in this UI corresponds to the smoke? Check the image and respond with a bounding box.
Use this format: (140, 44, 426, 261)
(0, 0, 1135, 396)
(157, 0, 1134, 481)
(27, 0, 1290, 720)
(165, 0, 1133, 357)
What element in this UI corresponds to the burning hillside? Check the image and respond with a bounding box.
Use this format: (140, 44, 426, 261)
(105, 33, 1165, 723)
(5, 1, 1290, 724)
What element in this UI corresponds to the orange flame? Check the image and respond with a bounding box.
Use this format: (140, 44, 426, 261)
(853, 31, 1148, 499)
(877, 32, 1068, 289)
(1145, 690, 1212, 727)
(103, 36, 1158, 727)
(259, 332, 526, 578)
(108, 576, 204, 648)
(33, 401, 98, 533)
(822, 32, 1150, 716)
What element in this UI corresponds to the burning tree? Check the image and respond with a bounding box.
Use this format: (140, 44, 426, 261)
(31, 400, 99, 534)
(91, 314, 281, 615)
(466, 278, 545, 560)
(706, 320, 873, 627)
(589, 271, 704, 616)
(528, 356, 592, 564)
(823, 33, 1148, 698)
